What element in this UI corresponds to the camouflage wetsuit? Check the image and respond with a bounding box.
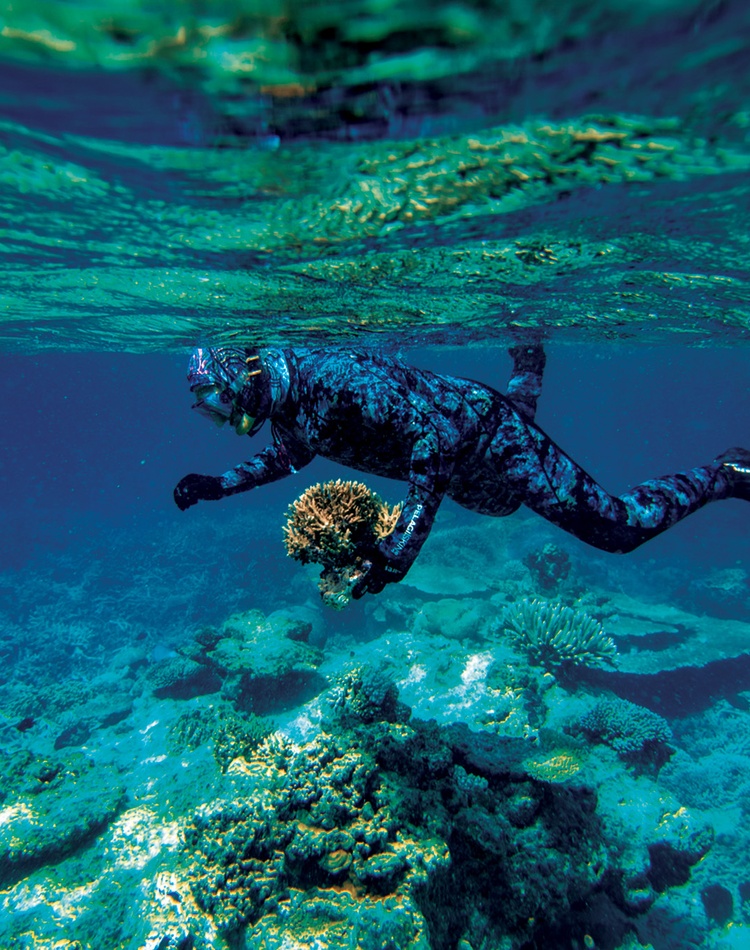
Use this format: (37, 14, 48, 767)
(178, 346, 735, 584)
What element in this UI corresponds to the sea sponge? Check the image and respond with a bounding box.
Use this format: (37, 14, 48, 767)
(500, 598, 618, 672)
(283, 480, 401, 608)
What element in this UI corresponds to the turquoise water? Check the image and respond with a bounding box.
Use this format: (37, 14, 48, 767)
(2, 2, 750, 948)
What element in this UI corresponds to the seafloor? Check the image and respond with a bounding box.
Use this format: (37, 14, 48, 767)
(1, 498, 749, 950)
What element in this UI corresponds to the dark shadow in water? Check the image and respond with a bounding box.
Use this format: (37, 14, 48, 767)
(234, 670, 329, 715)
(577, 652, 750, 718)
(613, 630, 685, 653)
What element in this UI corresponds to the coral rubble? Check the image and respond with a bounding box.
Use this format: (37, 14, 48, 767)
(0, 756, 125, 888)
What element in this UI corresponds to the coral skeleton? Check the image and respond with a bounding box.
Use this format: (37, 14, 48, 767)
(283, 479, 401, 607)
(501, 598, 618, 671)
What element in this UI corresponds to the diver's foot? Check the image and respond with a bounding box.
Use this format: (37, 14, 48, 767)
(716, 447, 750, 500)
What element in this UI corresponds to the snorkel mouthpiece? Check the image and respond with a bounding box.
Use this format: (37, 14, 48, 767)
(234, 412, 255, 435)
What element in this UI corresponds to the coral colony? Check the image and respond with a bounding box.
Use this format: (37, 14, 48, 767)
(283, 479, 401, 608)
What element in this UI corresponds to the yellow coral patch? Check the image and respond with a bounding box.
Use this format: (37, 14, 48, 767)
(523, 752, 583, 783)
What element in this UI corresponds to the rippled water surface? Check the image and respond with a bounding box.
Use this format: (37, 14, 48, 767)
(1, 0, 749, 350)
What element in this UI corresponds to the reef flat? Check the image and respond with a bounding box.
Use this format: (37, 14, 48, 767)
(1, 507, 749, 948)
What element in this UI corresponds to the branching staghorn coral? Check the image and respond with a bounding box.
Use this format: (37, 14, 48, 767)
(500, 598, 618, 672)
(283, 480, 401, 608)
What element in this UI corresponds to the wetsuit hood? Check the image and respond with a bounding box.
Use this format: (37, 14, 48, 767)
(188, 346, 291, 436)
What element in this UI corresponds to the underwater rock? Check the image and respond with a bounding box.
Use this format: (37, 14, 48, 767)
(660, 747, 750, 811)
(701, 882, 734, 925)
(686, 566, 750, 620)
(1, 677, 96, 722)
(645, 811, 714, 894)
(0, 748, 66, 801)
(125, 870, 201, 950)
(442, 720, 530, 780)
(524, 542, 572, 594)
(54, 717, 93, 750)
(270, 613, 312, 643)
(401, 520, 524, 596)
(50, 690, 134, 750)
(411, 596, 496, 642)
(0, 760, 125, 887)
(146, 655, 222, 700)
(583, 754, 715, 921)
(205, 608, 325, 714)
(326, 664, 411, 727)
(596, 592, 750, 674)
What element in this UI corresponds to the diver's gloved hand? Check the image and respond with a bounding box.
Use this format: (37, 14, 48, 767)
(508, 342, 546, 374)
(351, 547, 407, 599)
(173, 473, 225, 511)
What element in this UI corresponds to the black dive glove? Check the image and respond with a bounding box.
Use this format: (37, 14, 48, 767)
(351, 547, 408, 599)
(174, 473, 225, 511)
(508, 343, 546, 375)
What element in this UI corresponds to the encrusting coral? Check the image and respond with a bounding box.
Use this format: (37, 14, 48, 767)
(283, 479, 401, 608)
(500, 598, 618, 672)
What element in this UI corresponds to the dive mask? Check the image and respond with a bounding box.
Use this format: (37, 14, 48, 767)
(188, 346, 262, 434)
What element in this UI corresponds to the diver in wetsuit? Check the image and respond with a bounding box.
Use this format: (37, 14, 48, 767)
(174, 345, 750, 597)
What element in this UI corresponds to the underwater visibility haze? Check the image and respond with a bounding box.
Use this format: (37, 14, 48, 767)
(1, 1, 750, 948)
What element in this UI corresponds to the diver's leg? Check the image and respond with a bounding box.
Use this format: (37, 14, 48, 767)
(491, 412, 738, 553)
(506, 344, 546, 422)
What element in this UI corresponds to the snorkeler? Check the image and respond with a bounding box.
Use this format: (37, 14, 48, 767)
(174, 345, 750, 598)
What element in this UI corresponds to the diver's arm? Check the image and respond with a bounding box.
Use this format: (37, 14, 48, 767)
(354, 414, 458, 595)
(221, 439, 314, 496)
(174, 439, 314, 510)
(506, 343, 546, 421)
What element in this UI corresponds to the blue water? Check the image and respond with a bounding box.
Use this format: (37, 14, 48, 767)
(2, 2, 750, 947)
(3, 345, 747, 566)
